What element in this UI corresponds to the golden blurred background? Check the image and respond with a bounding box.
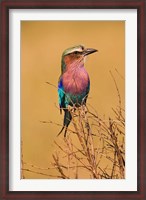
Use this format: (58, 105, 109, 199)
(21, 21, 125, 178)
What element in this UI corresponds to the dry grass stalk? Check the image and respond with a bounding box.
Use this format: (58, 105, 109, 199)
(51, 104, 125, 179)
(21, 71, 125, 179)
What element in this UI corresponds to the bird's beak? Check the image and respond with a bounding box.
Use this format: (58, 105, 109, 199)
(83, 48, 98, 56)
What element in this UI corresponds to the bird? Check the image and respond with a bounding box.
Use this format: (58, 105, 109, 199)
(58, 45, 97, 137)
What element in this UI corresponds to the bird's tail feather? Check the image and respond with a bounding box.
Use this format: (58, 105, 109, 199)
(64, 110, 72, 127)
(57, 126, 65, 137)
(57, 110, 72, 137)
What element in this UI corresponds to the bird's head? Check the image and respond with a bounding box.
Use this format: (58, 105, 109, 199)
(61, 45, 97, 73)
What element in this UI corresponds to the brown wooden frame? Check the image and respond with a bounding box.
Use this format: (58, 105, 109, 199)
(0, 0, 145, 199)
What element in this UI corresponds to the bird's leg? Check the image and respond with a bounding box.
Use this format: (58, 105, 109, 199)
(82, 104, 87, 114)
(67, 105, 76, 117)
(68, 105, 76, 112)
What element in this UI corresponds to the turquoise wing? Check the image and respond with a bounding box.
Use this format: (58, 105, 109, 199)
(58, 77, 65, 113)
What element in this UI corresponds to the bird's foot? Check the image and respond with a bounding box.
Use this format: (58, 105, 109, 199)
(82, 105, 87, 113)
(79, 105, 87, 118)
(67, 105, 76, 115)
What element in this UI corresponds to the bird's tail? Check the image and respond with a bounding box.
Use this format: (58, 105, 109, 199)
(64, 110, 72, 127)
(57, 110, 72, 137)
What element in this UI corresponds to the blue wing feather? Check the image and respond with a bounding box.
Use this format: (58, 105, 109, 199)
(58, 77, 65, 112)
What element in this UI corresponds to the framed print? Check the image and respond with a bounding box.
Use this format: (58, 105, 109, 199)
(0, 0, 145, 200)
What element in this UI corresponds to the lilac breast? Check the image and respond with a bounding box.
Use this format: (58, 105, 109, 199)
(62, 67, 89, 95)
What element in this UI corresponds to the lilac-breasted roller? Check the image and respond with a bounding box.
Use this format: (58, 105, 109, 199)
(58, 45, 97, 137)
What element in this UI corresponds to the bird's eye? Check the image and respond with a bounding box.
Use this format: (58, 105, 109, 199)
(74, 51, 78, 55)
